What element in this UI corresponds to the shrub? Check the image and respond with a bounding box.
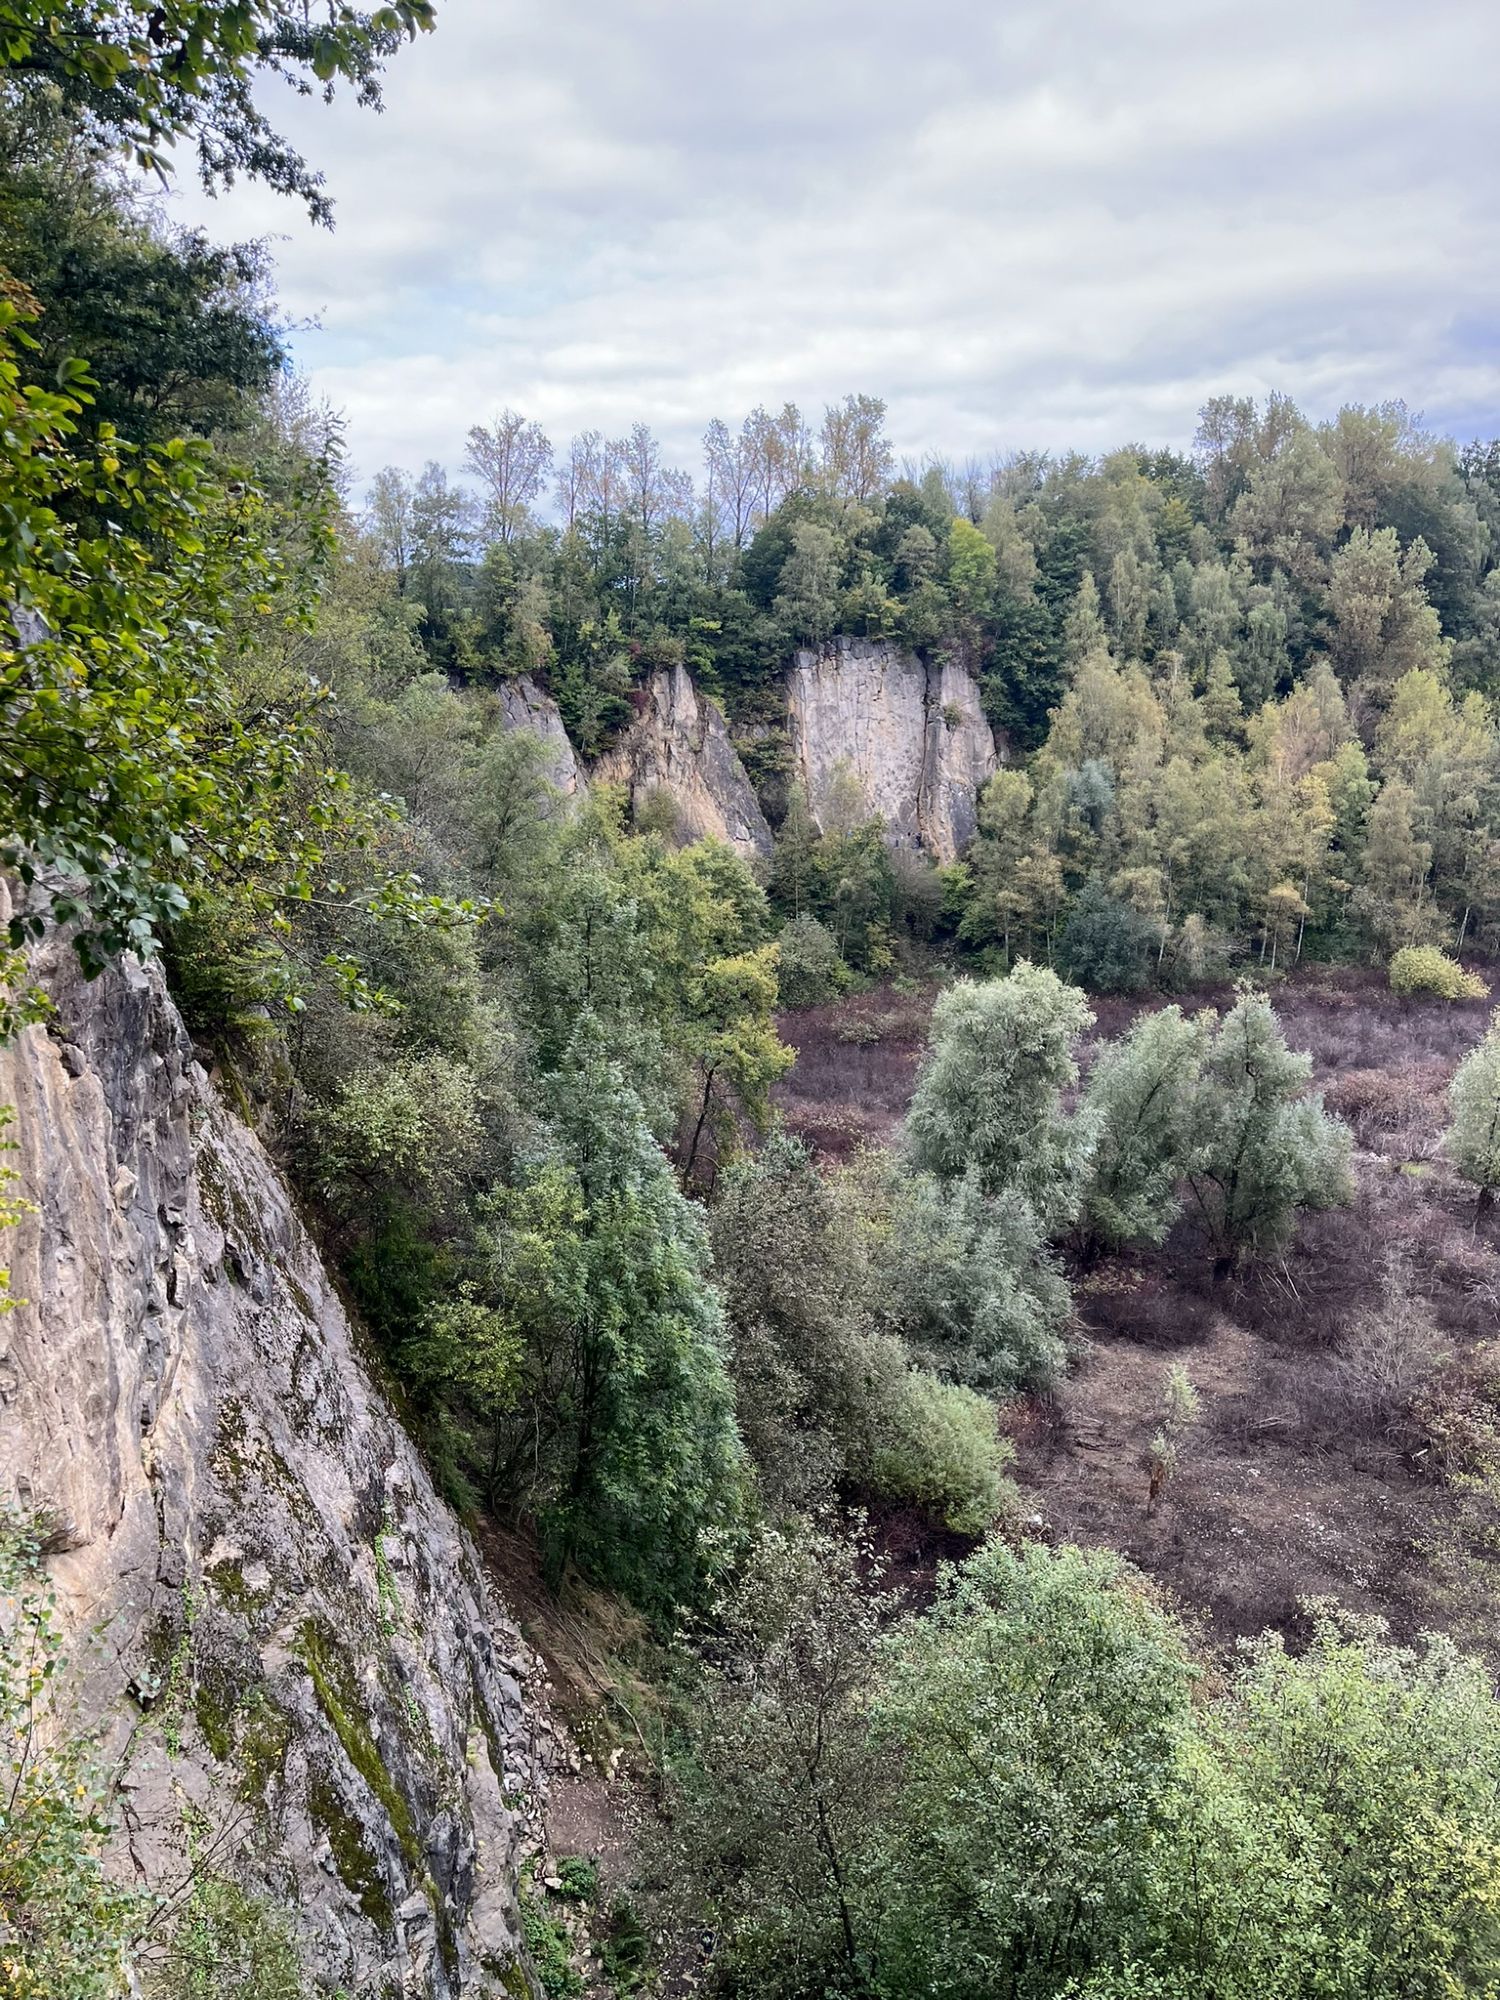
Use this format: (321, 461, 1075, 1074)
(1330, 1251, 1450, 1439)
(1323, 1063, 1444, 1158)
(1389, 946, 1489, 1001)
(775, 913, 851, 1010)
(857, 1354, 1016, 1535)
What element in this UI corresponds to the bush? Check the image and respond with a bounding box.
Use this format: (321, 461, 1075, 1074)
(856, 1348, 1015, 1534)
(775, 913, 850, 1010)
(1330, 1252, 1450, 1440)
(869, 1168, 1071, 1394)
(1389, 946, 1489, 1001)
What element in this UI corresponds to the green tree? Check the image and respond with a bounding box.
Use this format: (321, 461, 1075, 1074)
(1184, 986, 1352, 1273)
(667, 1525, 894, 1999)
(0, 296, 463, 985)
(1055, 879, 1159, 993)
(774, 521, 842, 645)
(773, 912, 849, 1009)
(1446, 1008, 1500, 1212)
(511, 1017, 747, 1613)
(1077, 1005, 1209, 1251)
(874, 1541, 1199, 2000)
(906, 964, 1095, 1223)
(868, 1166, 1070, 1393)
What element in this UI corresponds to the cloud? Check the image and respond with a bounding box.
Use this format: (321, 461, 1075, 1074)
(168, 0, 1500, 494)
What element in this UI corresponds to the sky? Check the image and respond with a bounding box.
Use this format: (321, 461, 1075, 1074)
(168, 0, 1500, 497)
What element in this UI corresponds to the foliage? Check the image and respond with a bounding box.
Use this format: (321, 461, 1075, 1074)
(676, 1535, 1500, 2000)
(906, 964, 1095, 1223)
(708, 1135, 881, 1512)
(1389, 945, 1489, 1001)
(143, 1873, 302, 2000)
(867, 1165, 1071, 1393)
(857, 1363, 1014, 1535)
(873, 1542, 1200, 2000)
(666, 1525, 895, 2000)
(0, 1514, 141, 1999)
(0, 294, 471, 994)
(0, 0, 437, 223)
(773, 912, 850, 1010)
(1141, 1363, 1200, 1513)
(1446, 1008, 1500, 1202)
(1055, 880, 1159, 993)
(1077, 1006, 1208, 1251)
(490, 1019, 747, 1615)
(1184, 985, 1353, 1267)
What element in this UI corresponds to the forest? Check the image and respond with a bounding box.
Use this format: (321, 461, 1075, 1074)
(4, 6, 1500, 1998)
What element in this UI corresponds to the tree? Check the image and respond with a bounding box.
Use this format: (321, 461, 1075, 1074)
(818, 392, 892, 508)
(678, 944, 794, 1181)
(906, 965, 1095, 1224)
(868, 1167, 1071, 1393)
(875, 1541, 1200, 2000)
(1447, 1008, 1500, 1212)
(1077, 1005, 1209, 1251)
(1329, 527, 1449, 701)
(1184, 986, 1352, 1272)
(0, 0, 436, 224)
(366, 466, 417, 592)
(0, 91, 286, 445)
(464, 410, 553, 544)
(774, 521, 843, 645)
(667, 1525, 895, 1999)
(1064, 569, 1108, 662)
(1055, 880, 1159, 993)
(0, 296, 467, 986)
(500, 1016, 747, 1613)
(774, 912, 849, 1008)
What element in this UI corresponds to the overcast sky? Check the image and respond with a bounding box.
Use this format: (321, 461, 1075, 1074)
(168, 0, 1500, 495)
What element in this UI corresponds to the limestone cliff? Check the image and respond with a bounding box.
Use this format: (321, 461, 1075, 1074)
(594, 665, 773, 861)
(786, 638, 1000, 862)
(494, 675, 585, 797)
(0, 908, 539, 1997)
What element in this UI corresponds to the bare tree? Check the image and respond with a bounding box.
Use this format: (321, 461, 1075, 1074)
(464, 410, 553, 544)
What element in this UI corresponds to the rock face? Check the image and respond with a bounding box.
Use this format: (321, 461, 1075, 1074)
(0, 905, 538, 1997)
(495, 675, 585, 796)
(595, 665, 773, 860)
(786, 637, 1000, 861)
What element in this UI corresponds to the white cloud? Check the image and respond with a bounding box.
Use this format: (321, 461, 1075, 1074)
(168, 0, 1500, 493)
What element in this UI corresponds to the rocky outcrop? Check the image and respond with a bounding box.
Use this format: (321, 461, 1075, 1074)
(0, 902, 539, 1997)
(495, 675, 585, 797)
(595, 665, 773, 860)
(786, 637, 1000, 861)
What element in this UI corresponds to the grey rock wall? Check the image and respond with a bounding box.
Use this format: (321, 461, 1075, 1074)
(786, 637, 1000, 861)
(494, 675, 585, 797)
(594, 665, 773, 860)
(0, 900, 539, 1998)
